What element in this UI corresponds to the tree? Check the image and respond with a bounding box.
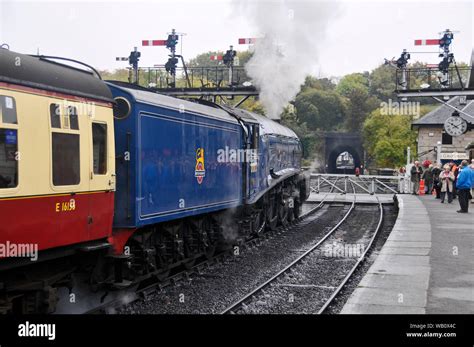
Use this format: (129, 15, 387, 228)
(99, 68, 130, 82)
(369, 64, 397, 102)
(336, 73, 379, 133)
(301, 76, 336, 92)
(294, 88, 347, 131)
(363, 109, 418, 168)
(281, 105, 320, 163)
(242, 98, 266, 115)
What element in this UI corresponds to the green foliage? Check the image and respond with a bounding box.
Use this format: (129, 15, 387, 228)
(242, 98, 266, 115)
(294, 88, 346, 131)
(369, 64, 396, 101)
(301, 76, 336, 92)
(336, 73, 380, 133)
(99, 69, 130, 82)
(186, 50, 252, 88)
(187, 51, 223, 67)
(281, 105, 321, 159)
(363, 109, 418, 168)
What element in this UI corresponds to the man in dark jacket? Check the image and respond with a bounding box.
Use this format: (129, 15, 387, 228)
(456, 160, 473, 213)
(422, 165, 434, 194)
(410, 161, 423, 195)
(431, 164, 442, 198)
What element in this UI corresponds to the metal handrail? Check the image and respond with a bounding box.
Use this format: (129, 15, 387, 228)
(311, 173, 409, 194)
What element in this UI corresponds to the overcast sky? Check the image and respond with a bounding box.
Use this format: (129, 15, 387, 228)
(1, 0, 472, 77)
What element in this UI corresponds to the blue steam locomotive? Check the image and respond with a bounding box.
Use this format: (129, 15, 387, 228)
(107, 81, 310, 278)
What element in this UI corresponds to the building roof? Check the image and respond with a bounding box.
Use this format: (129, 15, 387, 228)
(0, 49, 113, 103)
(412, 96, 474, 127)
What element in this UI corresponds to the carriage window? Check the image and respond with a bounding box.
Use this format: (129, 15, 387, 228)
(68, 106, 79, 130)
(52, 133, 80, 185)
(0, 129, 18, 189)
(50, 104, 61, 128)
(0, 96, 18, 124)
(92, 123, 107, 174)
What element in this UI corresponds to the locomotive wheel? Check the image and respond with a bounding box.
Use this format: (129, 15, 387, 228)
(266, 199, 278, 231)
(189, 217, 216, 260)
(202, 217, 218, 260)
(293, 200, 302, 219)
(264, 195, 278, 230)
(278, 200, 289, 227)
(252, 208, 266, 235)
(287, 203, 295, 223)
(163, 222, 185, 263)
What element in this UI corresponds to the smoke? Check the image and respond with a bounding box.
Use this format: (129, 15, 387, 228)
(234, 0, 340, 119)
(309, 155, 324, 173)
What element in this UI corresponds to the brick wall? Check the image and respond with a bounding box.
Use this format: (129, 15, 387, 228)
(417, 127, 474, 162)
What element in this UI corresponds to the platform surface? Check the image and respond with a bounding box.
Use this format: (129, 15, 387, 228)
(341, 194, 474, 314)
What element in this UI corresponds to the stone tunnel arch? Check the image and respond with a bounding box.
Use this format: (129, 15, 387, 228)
(323, 132, 364, 174)
(327, 146, 362, 174)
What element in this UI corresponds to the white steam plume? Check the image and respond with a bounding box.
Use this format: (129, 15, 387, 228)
(234, 0, 339, 119)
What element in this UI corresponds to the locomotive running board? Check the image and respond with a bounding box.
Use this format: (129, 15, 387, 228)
(78, 242, 111, 252)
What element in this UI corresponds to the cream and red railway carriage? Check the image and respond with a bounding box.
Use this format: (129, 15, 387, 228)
(0, 49, 116, 312)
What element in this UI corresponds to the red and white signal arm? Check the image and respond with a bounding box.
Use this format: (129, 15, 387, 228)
(414, 39, 440, 46)
(210, 55, 223, 61)
(142, 40, 167, 46)
(238, 38, 257, 44)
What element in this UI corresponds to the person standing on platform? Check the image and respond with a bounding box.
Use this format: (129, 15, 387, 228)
(410, 161, 423, 195)
(422, 164, 434, 194)
(451, 161, 459, 199)
(432, 164, 442, 199)
(439, 165, 455, 204)
(456, 160, 473, 213)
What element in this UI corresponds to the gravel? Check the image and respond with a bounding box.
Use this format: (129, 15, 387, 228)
(118, 189, 398, 315)
(234, 205, 382, 314)
(119, 203, 350, 314)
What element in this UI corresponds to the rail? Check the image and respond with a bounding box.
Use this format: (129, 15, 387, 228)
(220, 181, 357, 314)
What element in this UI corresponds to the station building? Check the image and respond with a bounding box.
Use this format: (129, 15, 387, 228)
(412, 96, 474, 165)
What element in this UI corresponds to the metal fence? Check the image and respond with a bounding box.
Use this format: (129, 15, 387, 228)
(310, 173, 411, 195)
(395, 66, 471, 92)
(138, 66, 250, 89)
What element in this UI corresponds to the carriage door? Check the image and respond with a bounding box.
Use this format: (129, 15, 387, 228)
(88, 109, 115, 240)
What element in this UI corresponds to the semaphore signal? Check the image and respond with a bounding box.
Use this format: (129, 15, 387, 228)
(115, 47, 141, 84)
(238, 38, 258, 44)
(142, 40, 167, 46)
(141, 29, 189, 88)
(414, 39, 440, 46)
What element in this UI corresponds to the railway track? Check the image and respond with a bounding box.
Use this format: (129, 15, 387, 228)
(81, 179, 343, 314)
(220, 182, 384, 314)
